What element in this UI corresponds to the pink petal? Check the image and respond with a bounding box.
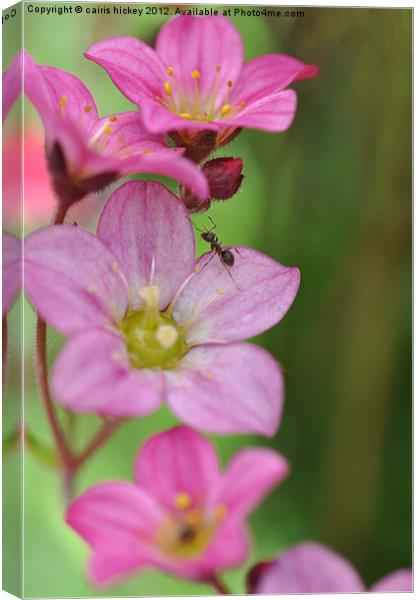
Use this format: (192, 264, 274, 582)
(40, 65, 99, 135)
(166, 343, 284, 437)
(67, 481, 163, 548)
(222, 89, 298, 132)
(214, 448, 289, 518)
(156, 16, 243, 111)
(232, 54, 318, 106)
(2, 232, 21, 316)
(254, 542, 366, 594)
(85, 36, 165, 105)
(24, 225, 128, 335)
(3, 51, 22, 122)
(136, 96, 220, 135)
(120, 152, 209, 200)
(134, 425, 219, 511)
(89, 552, 150, 587)
(371, 569, 413, 592)
(172, 246, 300, 345)
(91, 112, 167, 156)
(97, 181, 196, 311)
(22, 51, 55, 127)
(92, 111, 206, 196)
(52, 328, 164, 417)
(175, 520, 250, 580)
(67, 481, 164, 585)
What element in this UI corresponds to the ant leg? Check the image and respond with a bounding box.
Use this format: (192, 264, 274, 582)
(223, 263, 239, 290)
(231, 246, 247, 259)
(197, 251, 217, 273)
(223, 245, 246, 259)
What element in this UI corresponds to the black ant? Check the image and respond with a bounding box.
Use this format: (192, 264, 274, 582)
(196, 217, 241, 286)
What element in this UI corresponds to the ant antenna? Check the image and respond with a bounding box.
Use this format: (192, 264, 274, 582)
(208, 215, 216, 229)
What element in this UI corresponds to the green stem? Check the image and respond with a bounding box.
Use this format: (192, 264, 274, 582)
(2, 316, 8, 389)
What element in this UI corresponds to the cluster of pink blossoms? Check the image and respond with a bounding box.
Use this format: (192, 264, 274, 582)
(3, 14, 411, 594)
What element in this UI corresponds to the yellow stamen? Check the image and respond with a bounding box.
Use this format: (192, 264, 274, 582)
(184, 509, 202, 527)
(220, 104, 232, 117)
(191, 70, 201, 80)
(109, 115, 118, 122)
(58, 96, 68, 117)
(104, 125, 113, 135)
(180, 112, 193, 120)
(84, 104, 92, 113)
(214, 504, 227, 523)
(239, 101, 246, 109)
(174, 491, 191, 510)
(167, 66, 174, 76)
(164, 81, 172, 96)
(142, 149, 151, 155)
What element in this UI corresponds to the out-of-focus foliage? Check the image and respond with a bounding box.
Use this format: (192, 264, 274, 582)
(3, 5, 411, 597)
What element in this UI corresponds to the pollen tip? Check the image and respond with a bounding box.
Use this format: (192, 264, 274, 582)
(214, 504, 227, 523)
(87, 285, 97, 294)
(164, 81, 172, 96)
(216, 287, 226, 295)
(104, 125, 113, 135)
(174, 491, 191, 510)
(142, 149, 151, 155)
(59, 95, 68, 106)
(184, 508, 202, 526)
(191, 69, 201, 80)
(227, 80, 233, 88)
(220, 103, 232, 117)
(239, 101, 246, 109)
(215, 65, 221, 73)
(155, 324, 179, 349)
(84, 104, 92, 113)
(180, 112, 193, 120)
(109, 115, 117, 122)
(167, 66, 174, 76)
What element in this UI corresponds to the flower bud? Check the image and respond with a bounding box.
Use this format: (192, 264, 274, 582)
(180, 157, 244, 213)
(246, 560, 275, 594)
(203, 157, 244, 200)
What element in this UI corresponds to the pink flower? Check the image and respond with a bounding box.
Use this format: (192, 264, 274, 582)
(24, 180, 300, 436)
(3, 128, 56, 227)
(66, 425, 289, 585)
(85, 16, 318, 148)
(5, 51, 208, 209)
(2, 51, 21, 122)
(248, 542, 412, 593)
(3, 232, 21, 316)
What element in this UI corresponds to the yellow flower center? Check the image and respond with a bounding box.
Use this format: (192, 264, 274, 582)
(156, 66, 246, 123)
(155, 491, 227, 559)
(120, 286, 186, 370)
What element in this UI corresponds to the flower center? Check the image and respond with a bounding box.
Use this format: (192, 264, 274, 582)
(120, 286, 186, 370)
(155, 492, 227, 559)
(157, 66, 246, 123)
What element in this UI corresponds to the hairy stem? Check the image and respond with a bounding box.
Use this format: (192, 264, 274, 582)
(74, 420, 122, 469)
(36, 316, 73, 467)
(207, 576, 230, 595)
(2, 316, 8, 388)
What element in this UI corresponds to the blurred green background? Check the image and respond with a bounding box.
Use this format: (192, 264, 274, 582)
(3, 4, 412, 597)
